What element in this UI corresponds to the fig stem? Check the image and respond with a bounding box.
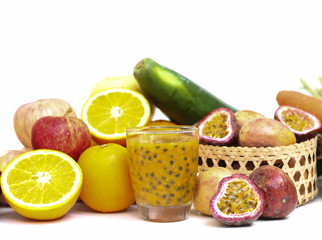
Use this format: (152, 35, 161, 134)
(63, 107, 73, 117)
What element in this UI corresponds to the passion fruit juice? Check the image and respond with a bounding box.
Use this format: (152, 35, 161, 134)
(126, 126, 199, 222)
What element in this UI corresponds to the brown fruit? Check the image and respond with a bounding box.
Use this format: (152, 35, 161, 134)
(239, 118, 296, 147)
(249, 165, 298, 219)
(193, 167, 232, 216)
(234, 110, 265, 130)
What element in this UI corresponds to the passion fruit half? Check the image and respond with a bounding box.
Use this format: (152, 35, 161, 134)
(209, 174, 265, 226)
(274, 105, 321, 142)
(197, 107, 238, 146)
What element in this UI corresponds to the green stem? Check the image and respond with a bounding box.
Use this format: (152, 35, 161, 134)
(300, 78, 320, 98)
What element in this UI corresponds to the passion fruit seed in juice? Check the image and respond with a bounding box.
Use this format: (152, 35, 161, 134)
(127, 134, 199, 207)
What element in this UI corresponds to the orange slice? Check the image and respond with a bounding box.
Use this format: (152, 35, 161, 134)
(0, 149, 83, 220)
(81, 88, 151, 145)
(89, 75, 156, 119)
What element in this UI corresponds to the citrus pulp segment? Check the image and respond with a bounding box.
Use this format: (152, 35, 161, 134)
(0, 149, 83, 220)
(81, 88, 151, 145)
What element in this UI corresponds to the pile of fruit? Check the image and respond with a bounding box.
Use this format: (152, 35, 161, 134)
(0, 58, 321, 225)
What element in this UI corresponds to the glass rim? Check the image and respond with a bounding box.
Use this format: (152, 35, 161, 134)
(126, 125, 198, 134)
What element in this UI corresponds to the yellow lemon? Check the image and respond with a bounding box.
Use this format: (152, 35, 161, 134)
(0, 149, 83, 220)
(78, 144, 135, 212)
(81, 88, 151, 146)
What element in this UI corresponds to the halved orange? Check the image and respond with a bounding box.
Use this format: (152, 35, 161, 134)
(81, 88, 151, 145)
(0, 149, 83, 220)
(89, 75, 156, 119)
(89, 75, 141, 97)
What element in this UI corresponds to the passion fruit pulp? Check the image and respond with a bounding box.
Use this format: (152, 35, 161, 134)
(209, 174, 265, 226)
(197, 107, 238, 146)
(274, 105, 321, 142)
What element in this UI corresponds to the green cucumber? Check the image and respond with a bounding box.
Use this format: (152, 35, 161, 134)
(133, 58, 238, 125)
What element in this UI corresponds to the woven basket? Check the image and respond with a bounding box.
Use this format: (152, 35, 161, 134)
(198, 136, 318, 206)
(317, 134, 322, 160)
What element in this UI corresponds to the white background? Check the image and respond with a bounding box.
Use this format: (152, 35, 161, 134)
(0, 1, 322, 239)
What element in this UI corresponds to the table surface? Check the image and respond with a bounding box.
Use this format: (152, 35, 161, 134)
(1, 176, 321, 240)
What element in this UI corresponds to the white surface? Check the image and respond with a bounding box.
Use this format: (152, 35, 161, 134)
(1, 0, 322, 239)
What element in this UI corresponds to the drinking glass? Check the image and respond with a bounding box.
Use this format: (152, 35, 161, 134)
(126, 125, 199, 222)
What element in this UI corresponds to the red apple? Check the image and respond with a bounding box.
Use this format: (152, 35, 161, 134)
(31, 109, 91, 161)
(14, 98, 77, 148)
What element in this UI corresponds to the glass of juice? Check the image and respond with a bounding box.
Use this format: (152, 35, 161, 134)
(126, 125, 199, 222)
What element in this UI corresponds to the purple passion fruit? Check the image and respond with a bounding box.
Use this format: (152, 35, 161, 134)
(274, 105, 321, 143)
(239, 118, 296, 147)
(249, 165, 298, 219)
(197, 107, 238, 146)
(234, 110, 265, 130)
(209, 174, 265, 226)
(193, 167, 232, 216)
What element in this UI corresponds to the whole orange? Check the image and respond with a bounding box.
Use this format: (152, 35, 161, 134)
(77, 143, 135, 212)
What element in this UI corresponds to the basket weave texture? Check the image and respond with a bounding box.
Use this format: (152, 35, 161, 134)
(198, 136, 318, 206)
(317, 134, 322, 160)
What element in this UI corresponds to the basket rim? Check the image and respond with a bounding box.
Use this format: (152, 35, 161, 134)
(199, 135, 317, 151)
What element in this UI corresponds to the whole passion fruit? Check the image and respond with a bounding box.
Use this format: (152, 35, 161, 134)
(234, 110, 265, 130)
(249, 165, 298, 219)
(209, 174, 265, 226)
(239, 117, 296, 147)
(274, 105, 321, 143)
(197, 107, 238, 146)
(193, 167, 232, 216)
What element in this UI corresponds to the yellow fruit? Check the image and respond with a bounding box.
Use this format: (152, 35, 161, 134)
(90, 75, 141, 97)
(0, 149, 83, 220)
(89, 75, 155, 118)
(146, 119, 178, 126)
(81, 88, 151, 146)
(90, 138, 99, 147)
(193, 167, 232, 216)
(78, 144, 135, 212)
